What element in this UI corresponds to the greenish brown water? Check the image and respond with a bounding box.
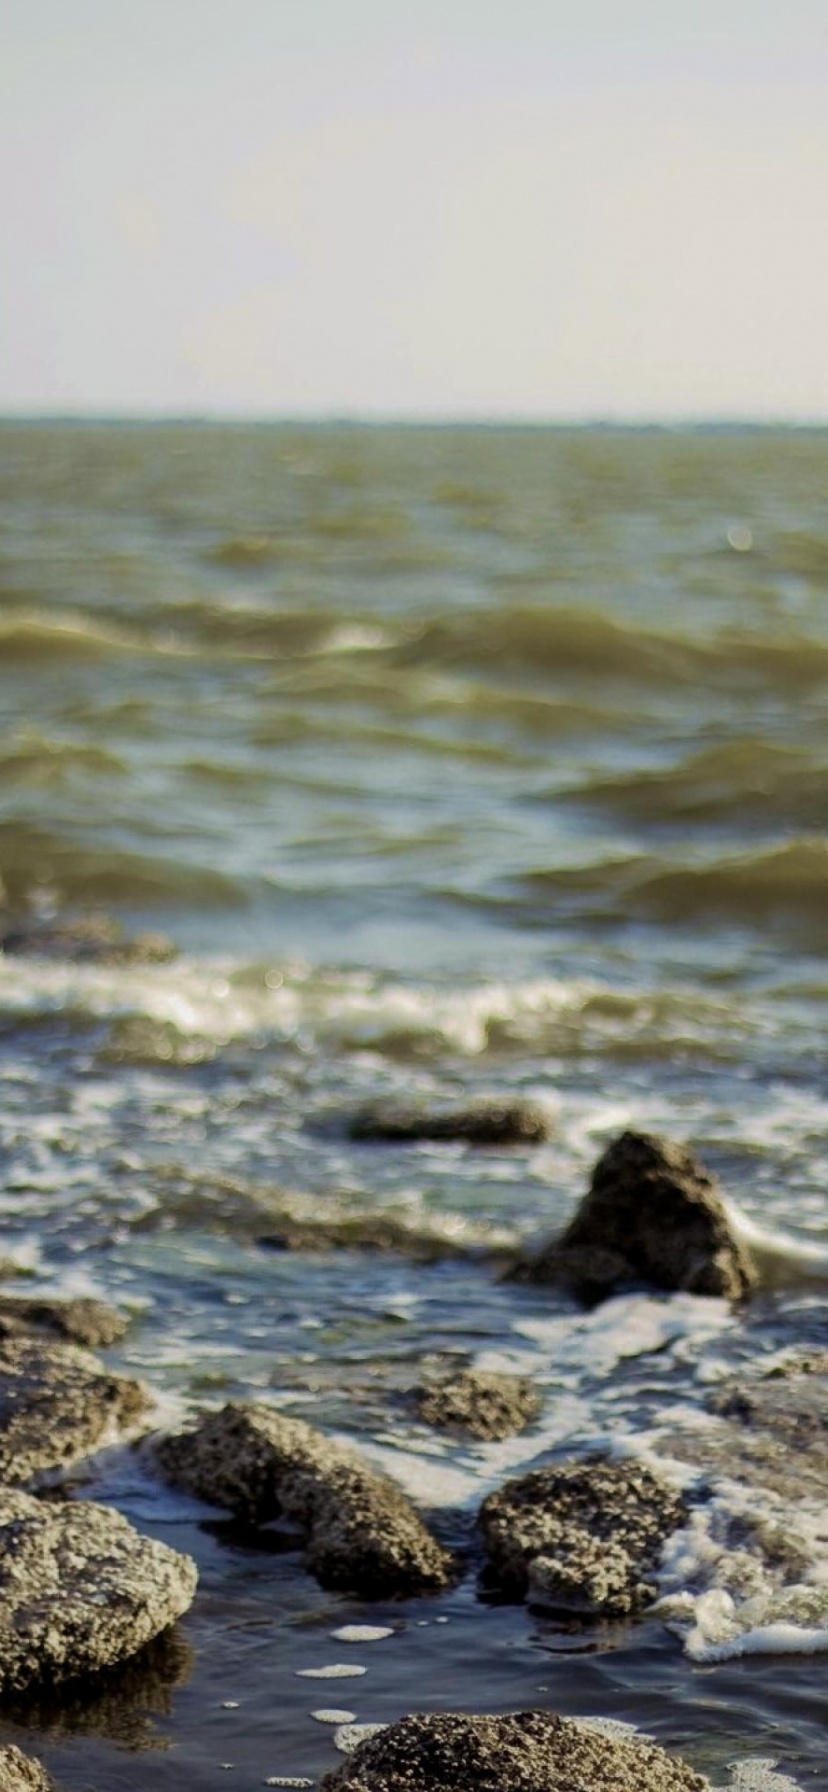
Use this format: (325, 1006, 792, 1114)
(1, 422, 827, 1789)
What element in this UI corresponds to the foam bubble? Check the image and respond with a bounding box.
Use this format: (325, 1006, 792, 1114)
(296, 1665, 367, 1679)
(330, 1626, 394, 1643)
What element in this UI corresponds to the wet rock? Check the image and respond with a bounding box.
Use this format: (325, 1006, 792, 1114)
(706, 1360, 828, 1484)
(478, 1457, 687, 1617)
(0, 1336, 151, 1484)
(348, 1097, 553, 1147)
(0, 1488, 197, 1694)
(319, 1709, 709, 1791)
(0, 913, 175, 966)
(255, 1212, 497, 1263)
(510, 1130, 755, 1301)
(0, 1746, 56, 1792)
(413, 1367, 541, 1441)
(155, 1402, 457, 1598)
(0, 1295, 129, 1348)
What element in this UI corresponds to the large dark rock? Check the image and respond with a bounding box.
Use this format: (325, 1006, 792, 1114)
(478, 1457, 686, 1617)
(0, 1336, 150, 1484)
(0, 1295, 129, 1349)
(414, 1367, 541, 1441)
(0, 1489, 197, 1695)
(349, 1097, 553, 1147)
(510, 1130, 755, 1301)
(155, 1403, 457, 1598)
(0, 1746, 55, 1792)
(319, 1710, 709, 1791)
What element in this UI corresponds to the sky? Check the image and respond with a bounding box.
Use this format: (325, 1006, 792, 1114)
(2, 0, 827, 420)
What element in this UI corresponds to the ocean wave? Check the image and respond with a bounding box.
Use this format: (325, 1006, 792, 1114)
(0, 733, 125, 786)
(0, 608, 143, 663)
(388, 606, 828, 693)
(522, 839, 828, 937)
(0, 823, 244, 910)
(0, 954, 766, 1067)
(560, 740, 826, 829)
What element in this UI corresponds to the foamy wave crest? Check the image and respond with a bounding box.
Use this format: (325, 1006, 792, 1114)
(658, 1481, 828, 1662)
(0, 953, 765, 1067)
(722, 1199, 828, 1284)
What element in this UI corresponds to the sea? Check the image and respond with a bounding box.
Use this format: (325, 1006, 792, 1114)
(0, 419, 827, 1791)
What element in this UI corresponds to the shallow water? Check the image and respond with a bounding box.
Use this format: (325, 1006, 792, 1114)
(0, 422, 827, 1787)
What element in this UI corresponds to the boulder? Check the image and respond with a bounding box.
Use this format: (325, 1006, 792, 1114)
(510, 1130, 755, 1300)
(478, 1457, 686, 1617)
(155, 1403, 457, 1598)
(0, 1295, 129, 1349)
(0, 1748, 55, 1792)
(413, 1368, 541, 1441)
(0, 1488, 197, 1695)
(0, 1336, 150, 1484)
(319, 1710, 709, 1791)
(349, 1097, 552, 1147)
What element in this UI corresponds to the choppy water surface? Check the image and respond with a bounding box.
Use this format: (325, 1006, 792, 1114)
(1, 422, 827, 1789)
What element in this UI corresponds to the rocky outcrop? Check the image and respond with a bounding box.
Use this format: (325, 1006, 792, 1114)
(0, 1747, 56, 1792)
(0, 1489, 197, 1695)
(510, 1130, 755, 1301)
(0, 1336, 150, 1484)
(319, 1710, 709, 1791)
(413, 1367, 541, 1441)
(0, 913, 175, 965)
(155, 1403, 457, 1598)
(0, 1295, 129, 1349)
(349, 1097, 553, 1147)
(478, 1457, 686, 1617)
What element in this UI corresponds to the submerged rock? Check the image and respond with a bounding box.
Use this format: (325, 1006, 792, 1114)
(348, 1097, 553, 1147)
(156, 1403, 457, 1598)
(478, 1457, 686, 1617)
(0, 1489, 197, 1695)
(0, 1336, 150, 1484)
(510, 1130, 755, 1301)
(0, 1295, 129, 1349)
(413, 1367, 541, 1441)
(0, 1747, 55, 1792)
(319, 1710, 709, 1791)
(0, 913, 175, 966)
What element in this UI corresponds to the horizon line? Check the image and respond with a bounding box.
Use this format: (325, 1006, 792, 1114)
(1, 409, 827, 431)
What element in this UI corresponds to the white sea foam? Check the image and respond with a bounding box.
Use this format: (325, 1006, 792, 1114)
(330, 1626, 394, 1643)
(295, 1665, 367, 1679)
(657, 1481, 828, 1662)
(722, 1197, 828, 1281)
(724, 1761, 803, 1792)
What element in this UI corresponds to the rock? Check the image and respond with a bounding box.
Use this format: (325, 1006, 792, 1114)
(0, 913, 175, 966)
(478, 1457, 686, 1617)
(510, 1130, 755, 1301)
(319, 1710, 709, 1791)
(0, 1746, 55, 1792)
(0, 1488, 197, 1694)
(0, 1336, 151, 1484)
(255, 1212, 494, 1263)
(155, 1403, 457, 1598)
(0, 1295, 129, 1348)
(413, 1368, 541, 1441)
(348, 1097, 552, 1147)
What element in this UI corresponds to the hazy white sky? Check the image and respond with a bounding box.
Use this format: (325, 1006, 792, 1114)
(2, 0, 827, 418)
